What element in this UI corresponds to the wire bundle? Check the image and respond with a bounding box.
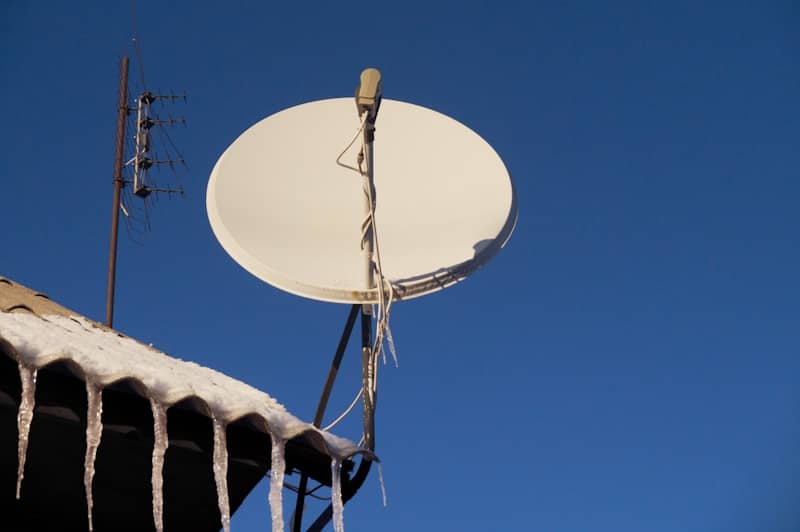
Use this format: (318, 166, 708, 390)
(327, 117, 399, 437)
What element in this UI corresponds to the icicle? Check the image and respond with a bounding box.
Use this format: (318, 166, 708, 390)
(385, 325, 398, 368)
(150, 399, 169, 532)
(212, 417, 231, 532)
(377, 461, 387, 507)
(268, 434, 286, 532)
(16, 363, 37, 500)
(84, 381, 104, 532)
(331, 458, 345, 532)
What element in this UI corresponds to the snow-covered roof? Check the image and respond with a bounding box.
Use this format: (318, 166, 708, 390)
(0, 276, 367, 532)
(0, 277, 359, 457)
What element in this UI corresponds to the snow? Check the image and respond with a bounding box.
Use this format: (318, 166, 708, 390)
(0, 312, 371, 531)
(377, 461, 388, 507)
(150, 399, 168, 532)
(268, 435, 286, 532)
(15, 362, 36, 500)
(331, 458, 344, 532)
(212, 417, 232, 532)
(84, 381, 103, 532)
(0, 313, 361, 453)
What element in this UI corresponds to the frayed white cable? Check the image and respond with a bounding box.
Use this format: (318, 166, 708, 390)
(321, 388, 363, 432)
(336, 116, 368, 173)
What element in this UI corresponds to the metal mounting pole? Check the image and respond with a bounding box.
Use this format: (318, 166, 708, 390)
(357, 67, 380, 451)
(361, 126, 375, 299)
(360, 303, 376, 451)
(356, 67, 381, 303)
(105, 56, 129, 328)
(360, 118, 377, 452)
(312, 304, 361, 427)
(302, 68, 383, 532)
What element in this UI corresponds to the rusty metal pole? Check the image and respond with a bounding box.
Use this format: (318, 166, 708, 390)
(105, 56, 129, 328)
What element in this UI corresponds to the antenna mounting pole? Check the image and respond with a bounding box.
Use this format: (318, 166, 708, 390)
(294, 68, 383, 532)
(356, 67, 381, 301)
(355, 67, 381, 455)
(105, 56, 129, 328)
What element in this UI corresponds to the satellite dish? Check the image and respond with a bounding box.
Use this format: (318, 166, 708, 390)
(207, 97, 516, 304)
(206, 73, 517, 530)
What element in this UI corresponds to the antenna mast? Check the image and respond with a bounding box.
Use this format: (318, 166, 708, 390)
(105, 56, 130, 328)
(104, 50, 188, 328)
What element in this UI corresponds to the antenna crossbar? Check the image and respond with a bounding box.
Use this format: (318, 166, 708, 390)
(131, 89, 187, 197)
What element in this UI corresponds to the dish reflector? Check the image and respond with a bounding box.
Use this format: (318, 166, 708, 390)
(207, 98, 516, 304)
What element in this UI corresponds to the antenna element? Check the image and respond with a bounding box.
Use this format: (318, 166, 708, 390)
(130, 90, 186, 197)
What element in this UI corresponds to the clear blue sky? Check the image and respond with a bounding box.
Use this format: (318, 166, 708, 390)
(2, 1, 798, 531)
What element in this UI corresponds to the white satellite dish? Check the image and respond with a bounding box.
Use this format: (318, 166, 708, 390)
(206, 70, 518, 530)
(207, 97, 516, 304)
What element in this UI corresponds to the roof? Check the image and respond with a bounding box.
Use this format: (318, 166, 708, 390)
(0, 277, 80, 318)
(0, 276, 369, 531)
(0, 277, 360, 456)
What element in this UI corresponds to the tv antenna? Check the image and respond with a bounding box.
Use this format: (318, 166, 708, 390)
(206, 68, 517, 530)
(128, 89, 187, 198)
(105, 55, 188, 328)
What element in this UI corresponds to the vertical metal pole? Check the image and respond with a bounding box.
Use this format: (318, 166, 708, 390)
(105, 56, 129, 328)
(361, 121, 375, 296)
(133, 93, 143, 194)
(306, 70, 381, 532)
(361, 119, 377, 452)
(360, 304, 375, 451)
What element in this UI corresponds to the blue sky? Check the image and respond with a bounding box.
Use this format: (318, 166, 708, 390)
(2, 1, 798, 531)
